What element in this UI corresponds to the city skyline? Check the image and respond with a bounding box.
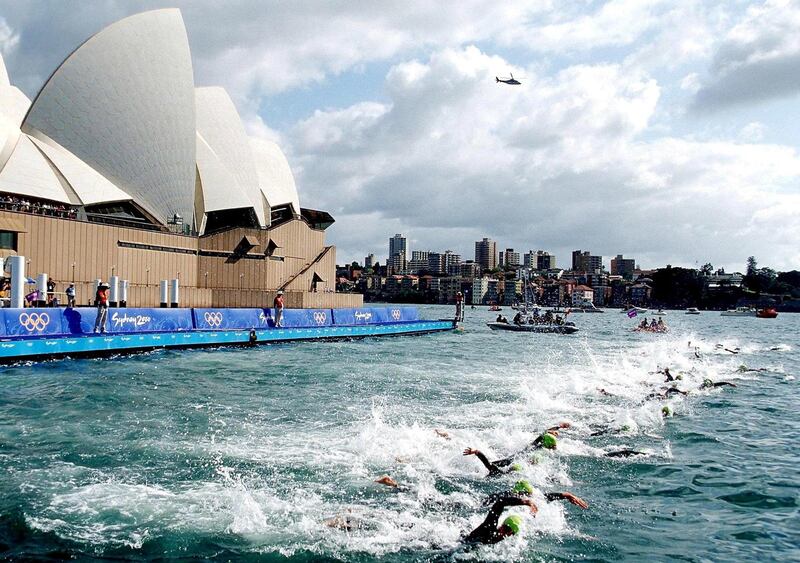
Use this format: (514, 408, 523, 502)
(1, 2, 798, 272)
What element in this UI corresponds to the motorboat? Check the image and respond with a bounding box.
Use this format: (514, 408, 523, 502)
(756, 308, 778, 318)
(653, 309, 667, 316)
(487, 321, 578, 334)
(488, 305, 502, 311)
(720, 307, 757, 317)
(570, 303, 604, 313)
(621, 306, 648, 314)
(685, 307, 701, 315)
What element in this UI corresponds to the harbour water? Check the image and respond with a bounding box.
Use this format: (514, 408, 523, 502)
(0, 306, 797, 561)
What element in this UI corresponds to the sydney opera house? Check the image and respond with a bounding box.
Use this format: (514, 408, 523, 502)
(0, 9, 360, 308)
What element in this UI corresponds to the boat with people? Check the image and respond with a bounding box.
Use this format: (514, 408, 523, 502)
(633, 317, 668, 333)
(488, 304, 502, 312)
(685, 307, 701, 315)
(653, 309, 667, 315)
(720, 307, 757, 317)
(756, 308, 778, 319)
(487, 321, 578, 334)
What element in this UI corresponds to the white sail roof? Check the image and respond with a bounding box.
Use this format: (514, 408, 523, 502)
(250, 136, 300, 214)
(26, 132, 132, 205)
(195, 132, 254, 214)
(22, 9, 196, 225)
(0, 135, 74, 203)
(194, 87, 266, 226)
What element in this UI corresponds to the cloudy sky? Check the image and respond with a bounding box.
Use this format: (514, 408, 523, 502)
(1, 0, 799, 272)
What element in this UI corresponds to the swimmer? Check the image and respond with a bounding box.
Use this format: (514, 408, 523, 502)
(737, 365, 767, 373)
(485, 480, 589, 509)
(597, 387, 615, 397)
(605, 449, 647, 458)
(435, 429, 452, 440)
(663, 367, 674, 382)
(700, 378, 737, 389)
(464, 426, 564, 476)
(644, 387, 688, 400)
(462, 496, 537, 544)
(324, 510, 363, 531)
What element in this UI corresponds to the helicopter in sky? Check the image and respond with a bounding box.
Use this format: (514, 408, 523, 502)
(495, 73, 521, 85)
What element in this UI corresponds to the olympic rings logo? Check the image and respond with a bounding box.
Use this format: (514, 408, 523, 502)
(313, 311, 327, 325)
(391, 309, 402, 321)
(204, 311, 223, 327)
(19, 312, 50, 332)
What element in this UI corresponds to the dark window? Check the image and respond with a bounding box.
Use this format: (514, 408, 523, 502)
(0, 231, 17, 250)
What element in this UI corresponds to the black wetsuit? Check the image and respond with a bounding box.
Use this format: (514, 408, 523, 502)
(473, 435, 550, 476)
(605, 449, 646, 458)
(463, 496, 529, 544)
(484, 491, 569, 505)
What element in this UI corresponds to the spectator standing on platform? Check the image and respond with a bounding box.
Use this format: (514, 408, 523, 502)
(47, 279, 56, 306)
(455, 291, 464, 322)
(65, 283, 76, 308)
(274, 290, 285, 327)
(94, 282, 109, 333)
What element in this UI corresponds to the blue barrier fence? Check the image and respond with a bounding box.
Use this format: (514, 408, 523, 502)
(0, 305, 424, 338)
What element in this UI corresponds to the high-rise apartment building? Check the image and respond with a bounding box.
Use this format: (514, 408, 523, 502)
(536, 250, 556, 270)
(408, 250, 430, 273)
(572, 250, 602, 272)
(610, 254, 636, 279)
(389, 233, 407, 260)
(503, 248, 520, 268)
(364, 253, 376, 269)
(475, 238, 497, 271)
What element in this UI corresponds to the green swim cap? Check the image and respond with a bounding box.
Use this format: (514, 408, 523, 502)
(511, 463, 523, 472)
(503, 515, 522, 535)
(513, 480, 534, 494)
(620, 424, 631, 432)
(662, 405, 672, 416)
(676, 374, 683, 380)
(540, 433, 557, 449)
(702, 378, 713, 388)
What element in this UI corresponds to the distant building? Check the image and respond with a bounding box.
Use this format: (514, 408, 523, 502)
(610, 254, 636, 279)
(428, 252, 445, 274)
(630, 283, 651, 305)
(475, 238, 497, 271)
(535, 250, 556, 270)
(364, 253, 376, 270)
(408, 250, 430, 273)
(572, 250, 603, 273)
(388, 251, 406, 275)
(503, 279, 522, 305)
(571, 284, 595, 306)
(389, 233, 407, 260)
(460, 261, 480, 279)
(472, 277, 489, 305)
(503, 248, 520, 269)
(444, 250, 462, 276)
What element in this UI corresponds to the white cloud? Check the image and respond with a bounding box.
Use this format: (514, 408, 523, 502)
(693, 0, 800, 110)
(288, 45, 800, 271)
(0, 16, 19, 55)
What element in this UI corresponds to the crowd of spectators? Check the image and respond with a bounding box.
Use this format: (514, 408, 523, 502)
(0, 195, 77, 219)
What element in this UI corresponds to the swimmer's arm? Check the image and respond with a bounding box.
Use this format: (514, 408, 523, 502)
(714, 381, 737, 387)
(544, 492, 589, 508)
(546, 422, 571, 433)
(463, 448, 497, 473)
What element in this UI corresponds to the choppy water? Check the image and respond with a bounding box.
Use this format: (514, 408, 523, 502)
(0, 306, 798, 562)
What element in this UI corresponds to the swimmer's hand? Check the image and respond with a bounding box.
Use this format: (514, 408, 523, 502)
(375, 475, 399, 488)
(435, 429, 451, 440)
(562, 492, 589, 509)
(523, 498, 538, 514)
(463, 448, 480, 456)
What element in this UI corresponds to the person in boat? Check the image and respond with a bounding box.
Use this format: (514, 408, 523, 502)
(650, 318, 658, 330)
(639, 318, 648, 329)
(496, 314, 503, 322)
(657, 317, 665, 329)
(485, 480, 589, 509)
(513, 311, 523, 325)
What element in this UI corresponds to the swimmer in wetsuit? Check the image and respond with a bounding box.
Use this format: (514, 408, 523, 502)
(485, 480, 589, 509)
(700, 378, 737, 389)
(462, 495, 536, 544)
(463, 424, 568, 476)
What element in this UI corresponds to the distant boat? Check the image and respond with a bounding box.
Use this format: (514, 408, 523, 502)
(720, 307, 757, 317)
(756, 308, 778, 319)
(487, 321, 578, 334)
(488, 305, 502, 311)
(621, 306, 648, 314)
(685, 307, 701, 315)
(653, 309, 667, 316)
